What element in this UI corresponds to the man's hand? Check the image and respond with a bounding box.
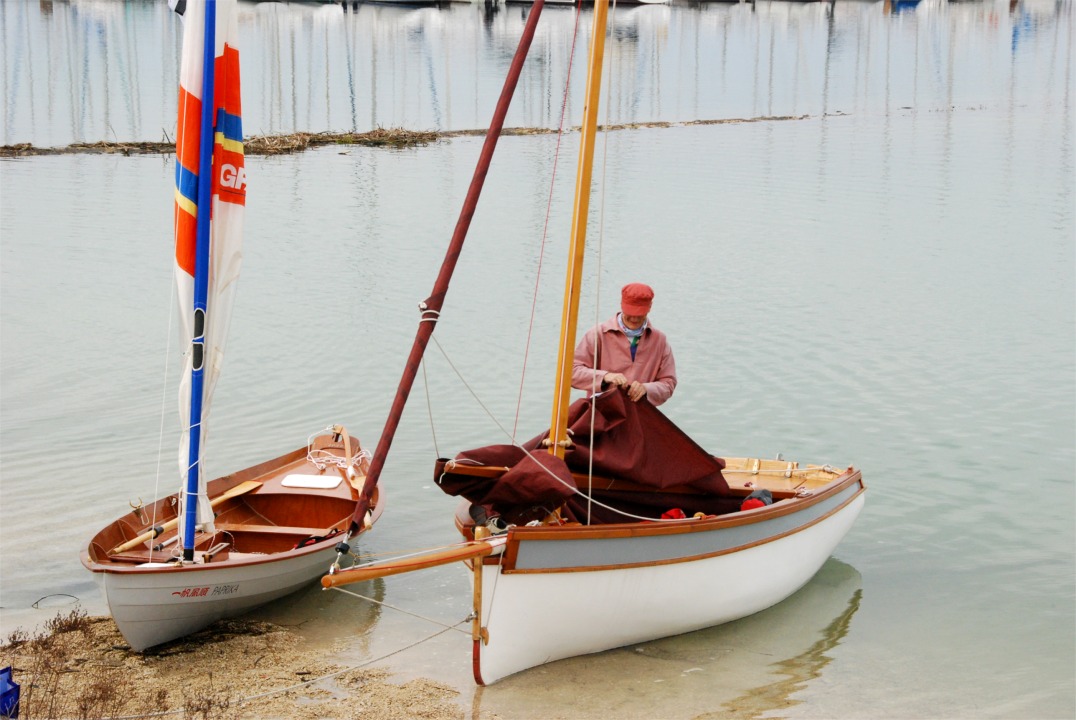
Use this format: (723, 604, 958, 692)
(603, 372, 628, 388)
(627, 381, 647, 402)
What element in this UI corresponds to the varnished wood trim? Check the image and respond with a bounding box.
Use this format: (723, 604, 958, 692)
(214, 522, 332, 536)
(443, 459, 739, 498)
(513, 470, 861, 542)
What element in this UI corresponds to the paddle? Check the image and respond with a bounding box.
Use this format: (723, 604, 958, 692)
(109, 480, 262, 555)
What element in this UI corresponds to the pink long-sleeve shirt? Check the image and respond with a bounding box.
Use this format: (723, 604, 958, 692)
(571, 315, 677, 406)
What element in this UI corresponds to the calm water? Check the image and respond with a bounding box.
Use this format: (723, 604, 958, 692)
(1, 0, 1073, 718)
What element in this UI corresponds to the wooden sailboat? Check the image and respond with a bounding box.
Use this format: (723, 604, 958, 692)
(80, 0, 383, 652)
(323, 0, 863, 685)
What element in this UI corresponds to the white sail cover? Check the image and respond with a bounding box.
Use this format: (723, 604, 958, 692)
(174, 0, 246, 539)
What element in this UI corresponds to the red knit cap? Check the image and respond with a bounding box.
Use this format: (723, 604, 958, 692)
(621, 283, 654, 316)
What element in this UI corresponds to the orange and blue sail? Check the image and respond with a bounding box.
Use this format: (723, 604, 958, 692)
(174, 0, 246, 560)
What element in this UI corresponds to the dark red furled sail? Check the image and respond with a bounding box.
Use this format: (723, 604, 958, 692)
(349, 1, 548, 534)
(436, 391, 736, 526)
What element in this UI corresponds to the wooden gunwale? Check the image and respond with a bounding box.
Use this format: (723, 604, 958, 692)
(81, 438, 383, 575)
(80, 486, 381, 574)
(440, 459, 801, 499)
(462, 470, 863, 573)
(510, 469, 859, 540)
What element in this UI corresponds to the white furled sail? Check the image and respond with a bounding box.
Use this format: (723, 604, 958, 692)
(173, 0, 246, 556)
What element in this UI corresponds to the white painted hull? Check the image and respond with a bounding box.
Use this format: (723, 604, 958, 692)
(473, 492, 864, 684)
(95, 543, 341, 651)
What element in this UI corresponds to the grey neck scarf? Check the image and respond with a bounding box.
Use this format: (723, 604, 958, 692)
(617, 313, 648, 338)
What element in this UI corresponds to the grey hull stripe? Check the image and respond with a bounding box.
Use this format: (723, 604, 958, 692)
(513, 483, 862, 571)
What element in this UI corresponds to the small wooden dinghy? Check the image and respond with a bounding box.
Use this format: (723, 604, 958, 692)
(82, 0, 383, 651)
(439, 442, 864, 684)
(82, 430, 384, 652)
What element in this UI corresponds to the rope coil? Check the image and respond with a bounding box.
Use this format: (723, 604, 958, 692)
(306, 426, 371, 471)
(419, 302, 440, 324)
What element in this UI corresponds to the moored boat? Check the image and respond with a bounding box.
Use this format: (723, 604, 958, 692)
(440, 445, 863, 683)
(322, 0, 863, 685)
(82, 432, 384, 651)
(81, 0, 382, 651)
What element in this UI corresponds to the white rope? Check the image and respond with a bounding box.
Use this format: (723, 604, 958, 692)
(148, 274, 178, 563)
(421, 354, 441, 459)
(305, 425, 372, 471)
(430, 335, 519, 442)
(342, 542, 494, 571)
(481, 535, 507, 630)
(418, 303, 440, 323)
(328, 586, 472, 636)
(452, 449, 663, 523)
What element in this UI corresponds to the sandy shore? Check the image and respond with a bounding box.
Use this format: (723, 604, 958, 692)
(0, 611, 491, 719)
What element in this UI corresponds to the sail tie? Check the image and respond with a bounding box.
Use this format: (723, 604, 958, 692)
(418, 302, 439, 324)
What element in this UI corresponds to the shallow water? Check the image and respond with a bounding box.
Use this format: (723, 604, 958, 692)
(1, 0, 1073, 718)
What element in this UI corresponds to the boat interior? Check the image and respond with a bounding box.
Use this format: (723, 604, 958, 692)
(448, 455, 851, 533)
(84, 434, 374, 567)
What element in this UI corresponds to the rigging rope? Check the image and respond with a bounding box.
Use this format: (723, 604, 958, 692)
(421, 355, 441, 460)
(431, 335, 521, 443)
(510, 3, 586, 442)
(305, 426, 371, 471)
(583, 0, 620, 524)
(148, 254, 179, 563)
(329, 586, 472, 636)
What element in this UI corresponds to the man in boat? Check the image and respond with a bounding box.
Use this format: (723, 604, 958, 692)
(571, 282, 677, 406)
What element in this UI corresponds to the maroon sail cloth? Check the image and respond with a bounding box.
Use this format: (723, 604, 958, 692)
(436, 445, 576, 525)
(552, 390, 730, 494)
(442, 446, 577, 507)
(437, 390, 732, 525)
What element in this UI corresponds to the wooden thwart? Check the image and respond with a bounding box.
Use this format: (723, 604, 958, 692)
(443, 459, 719, 497)
(215, 522, 334, 536)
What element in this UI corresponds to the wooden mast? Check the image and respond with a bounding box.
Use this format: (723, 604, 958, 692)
(547, 0, 610, 459)
(346, 0, 548, 534)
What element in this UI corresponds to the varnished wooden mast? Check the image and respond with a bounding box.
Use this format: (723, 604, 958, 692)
(548, 0, 610, 459)
(347, 0, 548, 533)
